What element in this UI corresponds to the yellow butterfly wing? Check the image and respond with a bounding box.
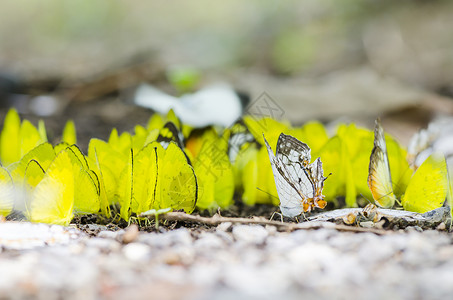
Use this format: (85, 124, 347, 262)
(64, 147, 100, 214)
(132, 125, 148, 153)
(62, 120, 77, 145)
(259, 146, 279, 205)
(131, 142, 160, 215)
(73, 167, 100, 214)
(243, 116, 290, 145)
(20, 120, 44, 158)
(317, 136, 342, 201)
(156, 142, 197, 213)
(337, 124, 374, 202)
(242, 146, 278, 206)
(0, 108, 21, 165)
(8, 143, 56, 184)
(212, 157, 234, 209)
(351, 135, 374, 201)
(29, 151, 74, 225)
(144, 129, 160, 147)
(193, 134, 234, 210)
(337, 123, 372, 158)
(166, 109, 182, 131)
(147, 114, 164, 131)
(402, 153, 448, 213)
(108, 130, 133, 157)
(233, 144, 259, 190)
(290, 121, 329, 155)
(242, 155, 259, 206)
(118, 149, 133, 221)
(341, 140, 357, 207)
(88, 138, 127, 183)
(66, 145, 90, 169)
(367, 119, 397, 208)
(22, 159, 46, 213)
(87, 151, 112, 216)
(386, 137, 413, 198)
(317, 136, 356, 206)
(0, 167, 14, 216)
(38, 120, 47, 142)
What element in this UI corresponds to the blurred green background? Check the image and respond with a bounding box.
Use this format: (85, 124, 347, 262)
(1, 0, 453, 144)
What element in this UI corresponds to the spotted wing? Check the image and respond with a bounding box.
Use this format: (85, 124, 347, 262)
(276, 133, 311, 167)
(307, 157, 327, 209)
(157, 122, 185, 151)
(276, 133, 314, 199)
(227, 120, 256, 163)
(264, 135, 314, 217)
(307, 157, 326, 193)
(157, 121, 191, 164)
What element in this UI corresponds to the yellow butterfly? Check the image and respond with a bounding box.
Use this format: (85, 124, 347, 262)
(61, 120, 77, 145)
(28, 147, 102, 225)
(368, 119, 448, 212)
(118, 141, 198, 221)
(28, 150, 75, 225)
(0, 166, 14, 216)
(0, 109, 47, 166)
(191, 128, 234, 210)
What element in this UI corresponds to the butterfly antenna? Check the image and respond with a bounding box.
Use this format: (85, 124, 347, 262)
(393, 165, 413, 197)
(360, 193, 373, 205)
(256, 187, 279, 200)
(378, 191, 401, 205)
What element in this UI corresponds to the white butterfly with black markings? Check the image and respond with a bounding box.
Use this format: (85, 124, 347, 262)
(264, 133, 327, 217)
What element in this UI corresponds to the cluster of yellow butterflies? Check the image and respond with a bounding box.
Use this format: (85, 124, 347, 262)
(0, 108, 451, 225)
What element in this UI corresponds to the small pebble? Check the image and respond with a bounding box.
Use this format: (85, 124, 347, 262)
(97, 230, 119, 239)
(436, 222, 446, 231)
(216, 222, 232, 232)
(122, 225, 139, 244)
(194, 233, 225, 249)
(122, 243, 151, 261)
(232, 225, 268, 244)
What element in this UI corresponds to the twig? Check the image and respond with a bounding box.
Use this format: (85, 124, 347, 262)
(139, 212, 389, 235)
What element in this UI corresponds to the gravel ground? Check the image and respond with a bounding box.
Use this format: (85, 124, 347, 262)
(1, 222, 453, 300)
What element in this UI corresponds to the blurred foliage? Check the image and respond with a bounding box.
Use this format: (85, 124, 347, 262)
(1, 0, 452, 89)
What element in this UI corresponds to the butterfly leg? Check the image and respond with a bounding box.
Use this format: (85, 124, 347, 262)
(299, 211, 309, 222)
(270, 211, 284, 222)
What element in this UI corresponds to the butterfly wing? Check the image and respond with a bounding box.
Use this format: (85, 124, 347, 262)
(402, 152, 448, 213)
(276, 133, 311, 167)
(118, 149, 134, 221)
(0, 167, 14, 216)
(131, 142, 160, 215)
(276, 133, 315, 202)
(367, 119, 397, 208)
(62, 120, 77, 145)
(29, 151, 74, 225)
(307, 157, 327, 209)
(193, 134, 234, 210)
(157, 142, 198, 213)
(264, 136, 305, 217)
(157, 122, 185, 150)
(226, 120, 256, 163)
